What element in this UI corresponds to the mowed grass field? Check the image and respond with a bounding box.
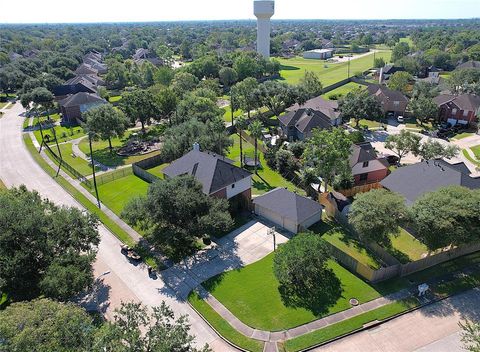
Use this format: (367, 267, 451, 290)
(204, 252, 381, 331)
(96, 174, 149, 215)
(321, 82, 366, 100)
(277, 51, 391, 85)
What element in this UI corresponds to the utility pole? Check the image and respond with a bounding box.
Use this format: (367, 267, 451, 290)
(89, 132, 101, 209)
(47, 113, 63, 177)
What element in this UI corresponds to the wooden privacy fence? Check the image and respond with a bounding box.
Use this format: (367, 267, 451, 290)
(337, 181, 382, 198)
(319, 191, 480, 282)
(131, 153, 167, 184)
(132, 164, 160, 184)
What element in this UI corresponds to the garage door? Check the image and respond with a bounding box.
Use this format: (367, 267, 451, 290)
(255, 205, 298, 233)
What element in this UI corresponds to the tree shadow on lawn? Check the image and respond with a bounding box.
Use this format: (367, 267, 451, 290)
(278, 268, 343, 316)
(91, 148, 126, 167)
(280, 64, 301, 71)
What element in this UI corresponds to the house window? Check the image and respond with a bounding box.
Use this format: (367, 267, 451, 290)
(452, 108, 457, 115)
(362, 161, 369, 168)
(463, 110, 469, 117)
(359, 173, 368, 182)
(393, 101, 400, 107)
(231, 184, 235, 189)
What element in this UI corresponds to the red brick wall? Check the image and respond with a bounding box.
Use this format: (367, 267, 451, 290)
(210, 187, 227, 199)
(354, 168, 388, 186)
(439, 106, 477, 124)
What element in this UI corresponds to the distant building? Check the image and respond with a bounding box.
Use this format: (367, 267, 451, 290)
(303, 49, 334, 60)
(58, 92, 107, 125)
(378, 65, 405, 83)
(75, 63, 98, 76)
(433, 93, 480, 126)
(456, 60, 480, 70)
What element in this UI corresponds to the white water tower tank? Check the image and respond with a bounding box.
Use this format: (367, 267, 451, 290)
(254, 0, 275, 59)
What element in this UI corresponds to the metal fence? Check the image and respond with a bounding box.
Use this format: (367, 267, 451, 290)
(95, 167, 133, 186)
(44, 143, 92, 189)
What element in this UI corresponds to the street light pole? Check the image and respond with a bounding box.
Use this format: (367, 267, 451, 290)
(89, 132, 101, 209)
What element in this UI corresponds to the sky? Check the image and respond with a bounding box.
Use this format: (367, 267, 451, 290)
(1, 0, 479, 24)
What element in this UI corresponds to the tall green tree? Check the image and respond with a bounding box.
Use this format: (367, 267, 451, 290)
(231, 77, 259, 119)
(387, 71, 413, 94)
(0, 187, 99, 301)
(391, 41, 410, 62)
(95, 302, 211, 352)
(299, 71, 323, 98)
(85, 104, 128, 152)
(219, 67, 238, 88)
(155, 87, 177, 125)
(254, 81, 307, 117)
(176, 93, 224, 124)
(410, 186, 480, 251)
(122, 176, 233, 258)
(349, 189, 408, 246)
(302, 128, 352, 191)
(171, 71, 199, 97)
(338, 89, 383, 128)
(248, 119, 263, 173)
(409, 96, 439, 125)
(161, 117, 232, 161)
(384, 130, 422, 164)
(0, 299, 96, 352)
(414, 139, 459, 161)
(120, 89, 159, 132)
(273, 233, 341, 314)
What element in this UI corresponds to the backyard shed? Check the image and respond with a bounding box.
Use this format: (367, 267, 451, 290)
(253, 187, 323, 233)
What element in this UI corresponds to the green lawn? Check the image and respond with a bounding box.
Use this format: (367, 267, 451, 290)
(78, 132, 162, 167)
(387, 228, 429, 264)
(223, 105, 243, 123)
(227, 134, 304, 195)
(108, 95, 122, 103)
(203, 252, 381, 331)
(399, 36, 414, 47)
(96, 174, 149, 215)
(146, 163, 169, 178)
(277, 51, 391, 85)
(452, 132, 475, 140)
(471, 145, 480, 159)
(351, 118, 383, 130)
(47, 143, 99, 176)
(311, 221, 381, 270)
(33, 118, 85, 145)
(463, 149, 480, 167)
(188, 292, 264, 352)
(322, 82, 366, 100)
(0, 102, 8, 109)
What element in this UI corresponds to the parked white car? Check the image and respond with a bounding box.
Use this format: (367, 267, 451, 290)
(397, 116, 405, 123)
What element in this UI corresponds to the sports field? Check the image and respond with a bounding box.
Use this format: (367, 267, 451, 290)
(277, 51, 391, 85)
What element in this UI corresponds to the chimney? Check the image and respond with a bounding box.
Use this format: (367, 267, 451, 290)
(193, 142, 200, 152)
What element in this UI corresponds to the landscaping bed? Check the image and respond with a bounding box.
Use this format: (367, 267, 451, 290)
(202, 252, 381, 331)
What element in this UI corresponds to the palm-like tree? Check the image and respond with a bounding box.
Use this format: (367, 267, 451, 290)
(236, 116, 248, 169)
(248, 120, 263, 174)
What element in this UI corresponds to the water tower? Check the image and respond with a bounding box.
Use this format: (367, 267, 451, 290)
(254, 0, 275, 59)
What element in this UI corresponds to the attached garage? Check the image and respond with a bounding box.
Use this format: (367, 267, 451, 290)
(253, 187, 323, 234)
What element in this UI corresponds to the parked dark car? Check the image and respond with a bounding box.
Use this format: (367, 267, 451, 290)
(386, 155, 400, 165)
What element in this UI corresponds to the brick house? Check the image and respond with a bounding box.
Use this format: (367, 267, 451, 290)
(433, 94, 480, 126)
(58, 92, 107, 125)
(162, 144, 252, 210)
(367, 84, 409, 117)
(349, 142, 389, 186)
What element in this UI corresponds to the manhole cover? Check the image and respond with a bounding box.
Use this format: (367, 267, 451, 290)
(349, 298, 359, 306)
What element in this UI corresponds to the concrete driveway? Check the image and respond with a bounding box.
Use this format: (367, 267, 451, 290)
(313, 287, 480, 352)
(0, 104, 237, 351)
(160, 220, 291, 299)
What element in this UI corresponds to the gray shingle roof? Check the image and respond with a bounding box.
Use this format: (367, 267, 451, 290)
(349, 142, 389, 176)
(279, 108, 332, 134)
(434, 94, 480, 112)
(253, 187, 323, 223)
(162, 150, 251, 195)
(380, 159, 480, 205)
(367, 84, 409, 102)
(287, 96, 341, 122)
(59, 92, 106, 108)
(456, 61, 480, 70)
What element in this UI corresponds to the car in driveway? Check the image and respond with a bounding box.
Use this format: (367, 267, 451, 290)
(397, 116, 405, 123)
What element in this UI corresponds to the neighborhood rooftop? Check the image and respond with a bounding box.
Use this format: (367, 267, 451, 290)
(162, 148, 251, 195)
(381, 159, 480, 204)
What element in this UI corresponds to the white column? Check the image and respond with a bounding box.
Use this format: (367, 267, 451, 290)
(257, 17, 271, 59)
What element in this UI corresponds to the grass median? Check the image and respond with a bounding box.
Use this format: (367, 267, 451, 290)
(188, 291, 264, 352)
